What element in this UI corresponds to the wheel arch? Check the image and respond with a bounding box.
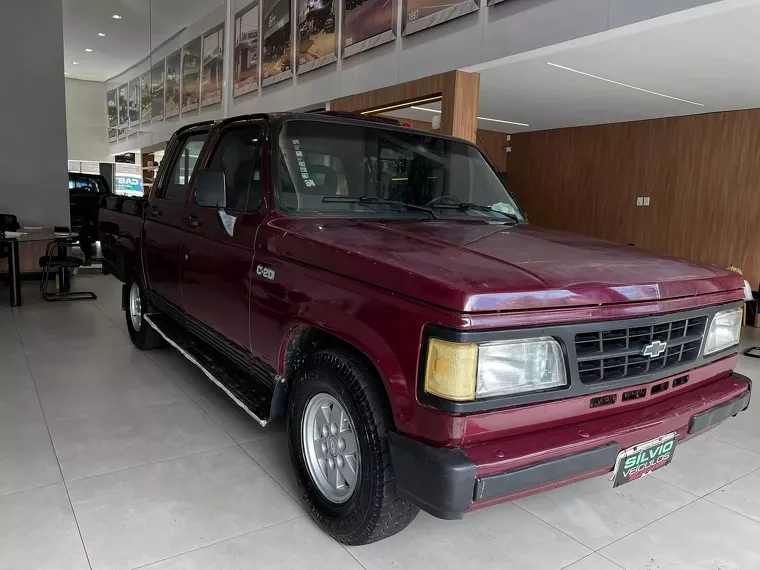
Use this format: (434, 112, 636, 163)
(279, 320, 410, 427)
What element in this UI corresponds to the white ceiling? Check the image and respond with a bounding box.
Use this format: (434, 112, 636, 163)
(394, 0, 760, 134)
(62, 0, 220, 81)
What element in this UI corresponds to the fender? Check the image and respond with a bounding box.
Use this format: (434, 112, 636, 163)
(278, 302, 417, 429)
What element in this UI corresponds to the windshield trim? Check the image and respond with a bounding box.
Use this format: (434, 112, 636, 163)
(270, 117, 528, 222)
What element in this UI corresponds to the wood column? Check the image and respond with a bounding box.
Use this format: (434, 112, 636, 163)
(440, 71, 480, 143)
(329, 70, 480, 143)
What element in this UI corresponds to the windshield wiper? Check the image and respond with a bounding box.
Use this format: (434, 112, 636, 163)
(322, 196, 438, 219)
(430, 202, 521, 224)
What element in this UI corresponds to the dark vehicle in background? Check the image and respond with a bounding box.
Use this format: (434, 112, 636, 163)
(69, 172, 111, 262)
(99, 113, 751, 545)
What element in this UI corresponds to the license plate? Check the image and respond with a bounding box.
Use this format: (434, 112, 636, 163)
(611, 433, 677, 488)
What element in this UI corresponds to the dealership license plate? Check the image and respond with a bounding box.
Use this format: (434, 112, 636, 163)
(611, 433, 677, 488)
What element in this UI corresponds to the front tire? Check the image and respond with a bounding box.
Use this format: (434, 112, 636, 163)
(288, 350, 419, 545)
(125, 278, 164, 350)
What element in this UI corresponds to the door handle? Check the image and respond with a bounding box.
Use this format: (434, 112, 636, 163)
(181, 216, 201, 228)
(149, 206, 161, 217)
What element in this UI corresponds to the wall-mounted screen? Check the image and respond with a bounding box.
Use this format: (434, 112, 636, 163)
(297, 0, 336, 74)
(402, 0, 478, 35)
(107, 89, 117, 142)
(262, 0, 292, 86)
(128, 79, 140, 127)
(343, 0, 395, 58)
(234, 1, 260, 96)
(201, 27, 224, 106)
(151, 60, 165, 121)
(140, 71, 152, 123)
(181, 36, 201, 113)
(165, 50, 181, 118)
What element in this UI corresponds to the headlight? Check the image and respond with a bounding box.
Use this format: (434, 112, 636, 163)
(477, 337, 567, 397)
(424, 336, 567, 401)
(704, 307, 742, 355)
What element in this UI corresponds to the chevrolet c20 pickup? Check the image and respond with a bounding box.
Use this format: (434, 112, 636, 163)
(99, 112, 752, 544)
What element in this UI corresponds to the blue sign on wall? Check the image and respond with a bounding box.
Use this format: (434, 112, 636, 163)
(114, 175, 144, 195)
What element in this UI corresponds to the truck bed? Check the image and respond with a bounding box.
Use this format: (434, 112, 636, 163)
(99, 195, 146, 282)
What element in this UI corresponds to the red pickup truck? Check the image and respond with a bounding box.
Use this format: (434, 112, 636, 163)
(100, 112, 751, 545)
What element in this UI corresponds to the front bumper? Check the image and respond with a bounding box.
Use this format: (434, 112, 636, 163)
(389, 372, 751, 520)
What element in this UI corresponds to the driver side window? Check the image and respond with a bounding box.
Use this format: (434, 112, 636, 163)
(206, 126, 264, 212)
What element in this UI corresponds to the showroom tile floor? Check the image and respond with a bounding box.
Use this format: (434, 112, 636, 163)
(2, 274, 760, 569)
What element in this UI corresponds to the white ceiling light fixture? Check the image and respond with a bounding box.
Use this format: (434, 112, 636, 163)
(410, 106, 530, 127)
(84, 48, 93, 52)
(72, 61, 79, 65)
(112, 14, 122, 19)
(545, 62, 704, 107)
(98, 32, 106, 37)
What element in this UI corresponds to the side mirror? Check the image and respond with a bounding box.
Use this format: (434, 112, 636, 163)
(195, 169, 227, 209)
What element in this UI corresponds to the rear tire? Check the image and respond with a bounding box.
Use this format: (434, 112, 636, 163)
(125, 278, 164, 350)
(288, 349, 419, 545)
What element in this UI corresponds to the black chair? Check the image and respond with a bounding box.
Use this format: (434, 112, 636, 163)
(1, 214, 20, 234)
(39, 238, 97, 301)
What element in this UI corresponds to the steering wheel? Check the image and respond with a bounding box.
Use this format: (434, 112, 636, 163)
(423, 195, 461, 207)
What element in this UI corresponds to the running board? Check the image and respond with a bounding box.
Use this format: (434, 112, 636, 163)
(144, 314, 285, 426)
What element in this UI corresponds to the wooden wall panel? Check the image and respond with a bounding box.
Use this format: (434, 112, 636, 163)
(505, 109, 760, 288)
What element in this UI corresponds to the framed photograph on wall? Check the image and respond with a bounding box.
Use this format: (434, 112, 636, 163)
(297, 0, 336, 74)
(140, 70, 152, 123)
(128, 78, 140, 128)
(118, 84, 129, 130)
(201, 26, 224, 107)
(342, 0, 396, 58)
(402, 0, 478, 36)
(182, 36, 201, 113)
(107, 89, 117, 142)
(234, 1, 260, 97)
(261, 0, 293, 86)
(165, 50, 181, 118)
(151, 59, 165, 121)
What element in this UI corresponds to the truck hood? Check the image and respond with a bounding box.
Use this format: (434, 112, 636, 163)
(273, 219, 742, 313)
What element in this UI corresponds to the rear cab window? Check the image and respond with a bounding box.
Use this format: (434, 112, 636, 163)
(160, 132, 208, 202)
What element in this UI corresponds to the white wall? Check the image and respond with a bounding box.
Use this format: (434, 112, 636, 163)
(66, 79, 109, 162)
(0, 0, 70, 227)
(106, 0, 721, 154)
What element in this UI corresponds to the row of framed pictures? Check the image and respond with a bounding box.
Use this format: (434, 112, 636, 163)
(108, 0, 504, 142)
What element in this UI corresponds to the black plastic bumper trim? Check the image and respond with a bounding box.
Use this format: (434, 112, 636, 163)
(689, 384, 751, 434)
(474, 443, 619, 501)
(388, 431, 476, 520)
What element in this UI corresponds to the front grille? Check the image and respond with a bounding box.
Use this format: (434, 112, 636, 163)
(575, 315, 708, 384)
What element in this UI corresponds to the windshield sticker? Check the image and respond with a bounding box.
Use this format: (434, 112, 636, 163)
(299, 166, 307, 173)
(295, 151, 303, 158)
(292, 139, 299, 145)
(301, 173, 310, 179)
(298, 160, 306, 167)
(304, 179, 316, 187)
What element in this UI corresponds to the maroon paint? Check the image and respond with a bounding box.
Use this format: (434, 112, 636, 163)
(102, 115, 750, 510)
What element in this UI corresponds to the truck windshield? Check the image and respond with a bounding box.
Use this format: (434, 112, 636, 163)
(275, 119, 524, 222)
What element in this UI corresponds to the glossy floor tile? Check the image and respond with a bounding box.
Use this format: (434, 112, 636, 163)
(0, 421, 61, 496)
(600, 499, 760, 569)
(0, 484, 90, 570)
(3, 274, 760, 570)
(67, 446, 303, 570)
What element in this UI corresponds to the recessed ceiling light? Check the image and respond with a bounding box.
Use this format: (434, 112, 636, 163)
(410, 106, 530, 128)
(64, 72, 69, 75)
(545, 62, 704, 107)
(72, 61, 79, 65)
(112, 14, 122, 19)
(98, 32, 105, 37)
(84, 48, 93, 52)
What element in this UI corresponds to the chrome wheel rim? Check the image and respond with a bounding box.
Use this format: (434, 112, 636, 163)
(129, 282, 142, 332)
(302, 393, 360, 503)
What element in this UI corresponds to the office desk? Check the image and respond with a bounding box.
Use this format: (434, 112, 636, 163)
(1, 230, 72, 307)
